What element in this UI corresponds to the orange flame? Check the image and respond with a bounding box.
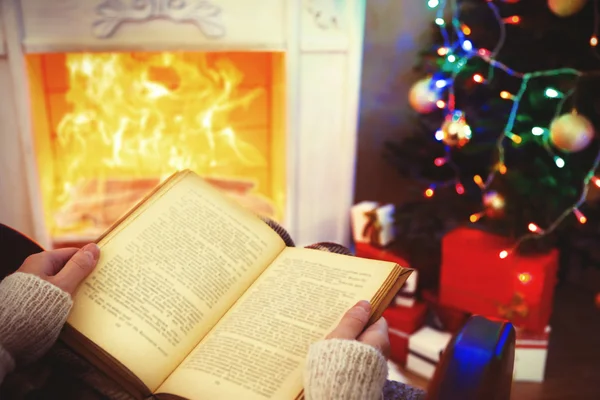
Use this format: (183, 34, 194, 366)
(51, 52, 270, 236)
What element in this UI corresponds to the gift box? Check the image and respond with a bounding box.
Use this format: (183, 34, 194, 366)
(355, 242, 409, 266)
(406, 327, 452, 379)
(351, 201, 395, 247)
(440, 227, 559, 332)
(383, 302, 427, 366)
(513, 326, 551, 382)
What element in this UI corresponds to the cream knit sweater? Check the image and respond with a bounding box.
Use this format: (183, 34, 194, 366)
(0, 272, 389, 400)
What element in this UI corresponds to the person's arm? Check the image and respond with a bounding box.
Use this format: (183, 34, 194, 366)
(0, 244, 100, 384)
(304, 300, 389, 400)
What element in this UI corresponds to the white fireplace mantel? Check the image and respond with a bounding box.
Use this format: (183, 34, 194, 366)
(0, 0, 366, 248)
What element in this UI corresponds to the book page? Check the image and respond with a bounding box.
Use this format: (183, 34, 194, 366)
(67, 172, 286, 392)
(158, 247, 400, 400)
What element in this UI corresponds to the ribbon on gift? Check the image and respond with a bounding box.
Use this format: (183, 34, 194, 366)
(362, 208, 383, 247)
(497, 292, 529, 320)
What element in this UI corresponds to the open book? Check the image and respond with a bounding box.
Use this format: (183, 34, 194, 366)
(62, 170, 411, 400)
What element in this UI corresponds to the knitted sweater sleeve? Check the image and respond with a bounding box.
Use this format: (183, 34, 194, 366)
(0, 272, 73, 384)
(304, 339, 388, 400)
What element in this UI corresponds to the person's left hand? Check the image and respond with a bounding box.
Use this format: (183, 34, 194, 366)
(17, 243, 100, 295)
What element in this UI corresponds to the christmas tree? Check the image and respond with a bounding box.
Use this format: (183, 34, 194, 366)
(386, 0, 600, 270)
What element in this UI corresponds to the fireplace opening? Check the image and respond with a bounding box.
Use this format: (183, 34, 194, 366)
(26, 52, 286, 243)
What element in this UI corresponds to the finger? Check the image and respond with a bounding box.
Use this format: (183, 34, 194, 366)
(42, 248, 80, 276)
(18, 248, 79, 276)
(327, 300, 371, 340)
(51, 243, 100, 295)
(357, 317, 390, 359)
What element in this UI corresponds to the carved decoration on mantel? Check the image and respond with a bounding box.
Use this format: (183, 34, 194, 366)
(305, 0, 343, 30)
(92, 0, 226, 39)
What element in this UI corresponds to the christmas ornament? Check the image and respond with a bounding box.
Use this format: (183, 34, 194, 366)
(547, 0, 588, 17)
(549, 112, 595, 153)
(483, 191, 505, 218)
(440, 111, 472, 148)
(409, 77, 441, 113)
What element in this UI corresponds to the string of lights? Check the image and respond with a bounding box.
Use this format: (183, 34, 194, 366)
(423, 0, 600, 258)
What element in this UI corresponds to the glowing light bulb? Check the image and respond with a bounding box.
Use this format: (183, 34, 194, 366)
(528, 223, 543, 233)
(544, 88, 561, 98)
(473, 74, 484, 83)
(455, 183, 465, 194)
(518, 273, 532, 284)
(435, 130, 444, 141)
(473, 175, 485, 189)
(499, 250, 509, 259)
(503, 16, 521, 24)
(470, 211, 484, 223)
(435, 79, 448, 88)
(500, 91, 514, 100)
(592, 177, 600, 188)
(591, 36, 598, 47)
(478, 48, 491, 57)
(531, 127, 545, 136)
(554, 156, 565, 168)
(447, 55, 456, 63)
(485, 192, 505, 210)
(425, 186, 435, 198)
(434, 157, 446, 166)
(436, 100, 446, 109)
(428, 0, 439, 8)
(435, 18, 445, 26)
(462, 40, 473, 51)
(461, 24, 472, 35)
(574, 208, 587, 224)
(498, 163, 507, 174)
(437, 47, 449, 56)
(506, 132, 522, 144)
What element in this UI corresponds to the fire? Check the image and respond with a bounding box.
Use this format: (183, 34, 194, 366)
(50, 52, 271, 236)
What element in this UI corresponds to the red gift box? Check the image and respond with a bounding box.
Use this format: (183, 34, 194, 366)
(440, 227, 558, 332)
(383, 302, 427, 365)
(355, 242, 409, 266)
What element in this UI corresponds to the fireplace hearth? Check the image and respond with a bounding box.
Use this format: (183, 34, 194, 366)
(0, 0, 366, 248)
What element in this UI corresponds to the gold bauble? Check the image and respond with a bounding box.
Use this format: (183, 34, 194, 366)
(548, 0, 588, 17)
(549, 113, 595, 153)
(409, 77, 441, 114)
(441, 111, 472, 148)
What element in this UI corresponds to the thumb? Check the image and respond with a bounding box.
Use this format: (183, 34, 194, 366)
(327, 300, 371, 340)
(51, 243, 100, 295)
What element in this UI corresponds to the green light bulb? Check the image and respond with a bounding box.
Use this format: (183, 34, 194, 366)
(531, 127, 545, 136)
(435, 18, 445, 26)
(428, 0, 439, 8)
(554, 156, 565, 168)
(447, 55, 456, 63)
(544, 88, 560, 98)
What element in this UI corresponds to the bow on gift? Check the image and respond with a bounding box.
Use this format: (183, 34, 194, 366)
(362, 209, 383, 247)
(497, 292, 529, 320)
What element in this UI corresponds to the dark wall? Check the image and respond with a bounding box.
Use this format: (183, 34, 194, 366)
(354, 2, 434, 203)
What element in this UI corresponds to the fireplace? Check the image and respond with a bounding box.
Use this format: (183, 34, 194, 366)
(0, 0, 365, 248)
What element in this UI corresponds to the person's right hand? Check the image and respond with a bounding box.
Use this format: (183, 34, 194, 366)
(326, 300, 390, 358)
